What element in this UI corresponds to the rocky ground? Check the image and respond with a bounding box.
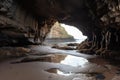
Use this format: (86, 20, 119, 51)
(0, 45, 120, 80)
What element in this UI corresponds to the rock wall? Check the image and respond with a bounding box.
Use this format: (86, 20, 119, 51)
(0, 0, 36, 46)
(77, 0, 120, 59)
(0, 0, 56, 46)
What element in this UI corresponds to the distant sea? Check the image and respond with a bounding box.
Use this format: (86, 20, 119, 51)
(44, 38, 85, 45)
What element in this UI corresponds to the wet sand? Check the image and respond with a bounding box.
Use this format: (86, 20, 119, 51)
(0, 45, 120, 80)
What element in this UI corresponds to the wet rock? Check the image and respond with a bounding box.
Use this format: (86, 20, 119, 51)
(0, 47, 31, 60)
(95, 48, 105, 55)
(78, 49, 95, 55)
(12, 54, 67, 63)
(100, 50, 120, 59)
(95, 73, 105, 80)
(104, 65, 112, 70)
(67, 43, 79, 46)
(52, 45, 76, 50)
(76, 41, 92, 50)
(112, 76, 120, 80)
(17, 56, 52, 63)
(116, 71, 120, 75)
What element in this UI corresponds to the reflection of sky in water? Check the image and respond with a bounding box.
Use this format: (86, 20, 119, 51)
(57, 69, 72, 76)
(60, 55, 88, 67)
(57, 55, 88, 76)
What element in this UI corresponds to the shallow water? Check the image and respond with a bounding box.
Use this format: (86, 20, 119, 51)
(46, 68, 75, 76)
(45, 54, 88, 76)
(0, 39, 120, 80)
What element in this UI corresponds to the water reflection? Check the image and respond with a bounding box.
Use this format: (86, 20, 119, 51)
(46, 68, 72, 76)
(60, 55, 88, 67)
(45, 55, 88, 75)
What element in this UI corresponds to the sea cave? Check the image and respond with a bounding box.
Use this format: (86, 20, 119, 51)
(0, 0, 120, 80)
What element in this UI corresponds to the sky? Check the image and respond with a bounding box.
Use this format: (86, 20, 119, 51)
(60, 24, 87, 39)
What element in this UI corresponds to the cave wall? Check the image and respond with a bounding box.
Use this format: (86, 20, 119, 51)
(22, 0, 120, 58)
(77, 0, 120, 58)
(0, 0, 36, 46)
(0, 0, 56, 46)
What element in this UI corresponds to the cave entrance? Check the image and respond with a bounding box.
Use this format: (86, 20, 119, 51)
(45, 22, 87, 45)
(60, 23, 87, 43)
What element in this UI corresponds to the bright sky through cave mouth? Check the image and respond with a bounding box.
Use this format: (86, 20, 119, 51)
(60, 24, 87, 40)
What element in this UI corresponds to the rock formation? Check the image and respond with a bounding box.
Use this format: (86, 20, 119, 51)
(0, 0, 56, 46)
(0, 0, 120, 59)
(46, 22, 73, 39)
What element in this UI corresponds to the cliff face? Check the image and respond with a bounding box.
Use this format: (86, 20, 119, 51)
(0, 0, 56, 46)
(0, 0, 120, 58)
(0, 0, 36, 46)
(76, 0, 120, 58)
(47, 22, 73, 39)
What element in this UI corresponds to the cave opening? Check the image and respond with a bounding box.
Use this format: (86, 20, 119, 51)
(45, 22, 87, 45)
(60, 23, 87, 42)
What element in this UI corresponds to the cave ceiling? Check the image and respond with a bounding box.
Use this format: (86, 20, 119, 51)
(18, 0, 120, 36)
